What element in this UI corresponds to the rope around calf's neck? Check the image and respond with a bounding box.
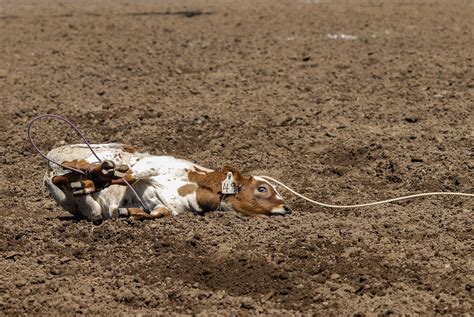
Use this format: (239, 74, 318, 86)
(259, 175, 473, 209)
(27, 114, 150, 212)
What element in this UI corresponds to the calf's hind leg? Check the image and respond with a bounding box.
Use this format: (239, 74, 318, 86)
(119, 207, 172, 220)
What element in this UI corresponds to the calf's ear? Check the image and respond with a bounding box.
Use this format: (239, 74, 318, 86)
(221, 165, 250, 185)
(220, 165, 253, 188)
(221, 165, 243, 183)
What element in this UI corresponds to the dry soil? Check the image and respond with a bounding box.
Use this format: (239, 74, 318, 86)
(0, 0, 473, 315)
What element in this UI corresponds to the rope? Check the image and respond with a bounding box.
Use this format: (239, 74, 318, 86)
(27, 114, 150, 212)
(27, 115, 96, 174)
(259, 175, 473, 209)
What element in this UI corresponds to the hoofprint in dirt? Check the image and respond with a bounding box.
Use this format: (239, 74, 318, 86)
(0, 0, 473, 315)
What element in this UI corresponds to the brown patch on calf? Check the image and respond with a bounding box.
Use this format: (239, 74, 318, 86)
(188, 166, 250, 192)
(187, 167, 233, 211)
(123, 144, 135, 153)
(195, 188, 221, 211)
(52, 173, 82, 187)
(178, 184, 198, 197)
(110, 169, 136, 185)
(71, 179, 97, 196)
(127, 207, 171, 220)
(62, 159, 91, 171)
(188, 170, 225, 194)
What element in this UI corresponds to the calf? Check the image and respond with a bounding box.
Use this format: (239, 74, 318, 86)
(44, 143, 292, 221)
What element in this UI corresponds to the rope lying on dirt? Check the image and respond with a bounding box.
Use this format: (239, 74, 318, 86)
(259, 175, 473, 209)
(27, 114, 150, 212)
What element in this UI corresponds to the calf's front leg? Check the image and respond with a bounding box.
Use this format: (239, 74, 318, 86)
(53, 160, 135, 196)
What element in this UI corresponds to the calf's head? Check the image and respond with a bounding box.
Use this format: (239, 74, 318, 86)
(219, 166, 292, 216)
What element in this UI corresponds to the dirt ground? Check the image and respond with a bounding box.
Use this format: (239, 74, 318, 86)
(1, 0, 473, 315)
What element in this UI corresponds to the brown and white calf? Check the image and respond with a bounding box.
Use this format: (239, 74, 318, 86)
(44, 144, 292, 221)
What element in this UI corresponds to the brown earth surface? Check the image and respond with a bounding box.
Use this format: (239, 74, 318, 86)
(0, 0, 473, 315)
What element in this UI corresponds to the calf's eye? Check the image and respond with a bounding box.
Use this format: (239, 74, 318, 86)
(257, 186, 267, 193)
